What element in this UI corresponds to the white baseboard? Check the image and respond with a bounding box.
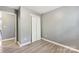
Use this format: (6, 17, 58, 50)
(17, 41, 31, 47)
(1, 37, 15, 42)
(42, 38, 79, 52)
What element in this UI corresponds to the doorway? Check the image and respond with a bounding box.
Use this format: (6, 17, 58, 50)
(0, 11, 17, 47)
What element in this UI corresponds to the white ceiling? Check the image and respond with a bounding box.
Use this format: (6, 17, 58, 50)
(8, 6, 61, 14)
(25, 6, 61, 14)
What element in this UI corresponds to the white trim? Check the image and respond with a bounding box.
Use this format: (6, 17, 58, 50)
(17, 41, 31, 47)
(1, 37, 15, 41)
(42, 38, 79, 52)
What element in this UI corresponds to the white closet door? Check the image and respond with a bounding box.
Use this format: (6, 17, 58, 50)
(32, 14, 41, 42)
(32, 15, 37, 42)
(36, 16, 41, 40)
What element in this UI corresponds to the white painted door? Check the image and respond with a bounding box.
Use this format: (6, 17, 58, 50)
(32, 15, 37, 42)
(31, 14, 41, 42)
(36, 16, 41, 40)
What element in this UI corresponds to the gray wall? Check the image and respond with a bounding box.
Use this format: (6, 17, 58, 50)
(42, 6, 79, 49)
(0, 6, 16, 39)
(18, 7, 32, 44)
(18, 7, 40, 44)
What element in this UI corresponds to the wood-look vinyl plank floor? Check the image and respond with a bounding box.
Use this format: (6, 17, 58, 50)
(0, 39, 78, 53)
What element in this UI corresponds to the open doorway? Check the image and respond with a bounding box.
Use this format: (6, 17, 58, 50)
(0, 11, 17, 49)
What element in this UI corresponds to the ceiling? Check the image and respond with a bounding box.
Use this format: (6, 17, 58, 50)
(8, 6, 61, 14)
(25, 6, 61, 14)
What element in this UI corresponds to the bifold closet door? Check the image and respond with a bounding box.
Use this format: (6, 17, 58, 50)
(32, 14, 41, 42)
(36, 16, 41, 41)
(32, 15, 37, 42)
